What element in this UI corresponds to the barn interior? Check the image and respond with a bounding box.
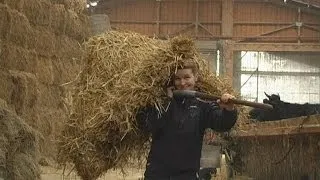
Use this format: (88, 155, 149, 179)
(0, 0, 319, 180)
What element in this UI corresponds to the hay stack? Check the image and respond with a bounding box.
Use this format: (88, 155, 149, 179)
(58, 30, 242, 180)
(0, 108, 40, 180)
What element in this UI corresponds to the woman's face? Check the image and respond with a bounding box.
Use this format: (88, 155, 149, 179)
(174, 68, 197, 90)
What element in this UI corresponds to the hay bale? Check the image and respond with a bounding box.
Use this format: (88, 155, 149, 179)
(55, 35, 84, 59)
(49, 0, 86, 13)
(49, 4, 67, 35)
(58, 30, 241, 180)
(9, 70, 39, 128)
(0, 70, 16, 111)
(61, 0, 86, 14)
(0, 43, 38, 72)
(25, 26, 56, 56)
(22, 0, 51, 26)
(0, 5, 10, 40)
(64, 10, 89, 40)
(0, 107, 40, 180)
(5, 6, 32, 47)
(3, 0, 24, 11)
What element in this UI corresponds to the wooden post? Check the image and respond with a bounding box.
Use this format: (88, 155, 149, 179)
(195, 0, 199, 38)
(221, 0, 233, 38)
(156, 0, 161, 36)
(220, 40, 234, 85)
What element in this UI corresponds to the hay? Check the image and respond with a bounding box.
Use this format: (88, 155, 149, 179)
(0, 4, 10, 40)
(65, 9, 89, 40)
(62, 0, 86, 14)
(50, 0, 86, 14)
(5, 5, 32, 47)
(22, 0, 51, 27)
(49, 3, 68, 35)
(230, 134, 320, 180)
(3, 0, 24, 11)
(25, 26, 56, 56)
(58, 30, 243, 180)
(0, 107, 40, 180)
(0, 42, 38, 72)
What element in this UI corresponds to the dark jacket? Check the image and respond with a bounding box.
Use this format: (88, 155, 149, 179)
(136, 97, 237, 177)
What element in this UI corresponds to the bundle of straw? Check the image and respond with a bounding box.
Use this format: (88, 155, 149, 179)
(0, 108, 40, 180)
(58, 30, 240, 180)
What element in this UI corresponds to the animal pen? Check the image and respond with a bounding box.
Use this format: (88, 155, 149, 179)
(229, 114, 320, 180)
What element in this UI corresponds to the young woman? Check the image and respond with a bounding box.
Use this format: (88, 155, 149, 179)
(137, 61, 238, 180)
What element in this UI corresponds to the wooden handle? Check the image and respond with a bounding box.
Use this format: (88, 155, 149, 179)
(194, 92, 273, 110)
(229, 99, 273, 110)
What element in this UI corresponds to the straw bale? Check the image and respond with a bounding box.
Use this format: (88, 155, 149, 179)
(60, 0, 86, 14)
(56, 35, 84, 59)
(231, 134, 320, 180)
(37, 83, 64, 108)
(0, 70, 15, 109)
(0, 4, 10, 40)
(3, 0, 24, 11)
(25, 26, 57, 57)
(0, 43, 38, 72)
(34, 56, 55, 84)
(22, 0, 51, 27)
(0, 107, 40, 180)
(36, 107, 67, 159)
(64, 10, 89, 40)
(9, 70, 39, 128)
(58, 30, 243, 180)
(0, 42, 57, 84)
(49, 4, 68, 35)
(5, 6, 32, 47)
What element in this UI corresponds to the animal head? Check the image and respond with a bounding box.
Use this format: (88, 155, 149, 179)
(264, 92, 281, 102)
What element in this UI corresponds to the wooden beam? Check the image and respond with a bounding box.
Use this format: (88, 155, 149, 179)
(195, 0, 199, 38)
(219, 40, 234, 83)
(232, 115, 320, 137)
(233, 43, 320, 52)
(156, 0, 161, 36)
(221, 0, 233, 37)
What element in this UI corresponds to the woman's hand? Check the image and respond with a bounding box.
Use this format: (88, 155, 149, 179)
(217, 93, 235, 111)
(166, 86, 175, 98)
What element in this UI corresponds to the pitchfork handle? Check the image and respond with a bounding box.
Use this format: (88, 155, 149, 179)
(173, 90, 273, 110)
(195, 92, 273, 110)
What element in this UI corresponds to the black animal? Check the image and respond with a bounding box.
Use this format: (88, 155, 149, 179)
(249, 92, 320, 121)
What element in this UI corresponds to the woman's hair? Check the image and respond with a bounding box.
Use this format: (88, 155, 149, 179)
(177, 59, 199, 74)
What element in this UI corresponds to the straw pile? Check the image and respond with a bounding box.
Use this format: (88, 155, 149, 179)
(58, 30, 243, 180)
(230, 134, 320, 180)
(0, 107, 40, 180)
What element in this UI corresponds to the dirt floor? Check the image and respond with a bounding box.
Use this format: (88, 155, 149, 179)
(40, 166, 144, 180)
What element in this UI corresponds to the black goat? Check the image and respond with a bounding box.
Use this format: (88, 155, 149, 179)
(249, 92, 320, 121)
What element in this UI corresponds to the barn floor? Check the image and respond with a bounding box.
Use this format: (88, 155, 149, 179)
(40, 166, 144, 180)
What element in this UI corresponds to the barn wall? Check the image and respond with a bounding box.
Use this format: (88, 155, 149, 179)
(238, 51, 320, 104)
(93, 0, 320, 43)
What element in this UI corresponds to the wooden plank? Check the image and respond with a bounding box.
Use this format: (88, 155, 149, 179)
(232, 114, 320, 137)
(233, 43, 320, 52)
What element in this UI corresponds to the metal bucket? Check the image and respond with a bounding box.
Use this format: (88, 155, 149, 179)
(89, 14, 111, 35)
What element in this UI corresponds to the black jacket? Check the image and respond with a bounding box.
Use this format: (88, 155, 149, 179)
(137, 97, 237, 177)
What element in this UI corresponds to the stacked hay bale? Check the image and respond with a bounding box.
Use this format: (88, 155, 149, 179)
(0, 106, 40, 180)
(58, 30, 244, 180)
(0, 0, 89, 164)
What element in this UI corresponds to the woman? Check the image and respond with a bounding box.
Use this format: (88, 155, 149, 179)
(137, 60, 238, 180)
